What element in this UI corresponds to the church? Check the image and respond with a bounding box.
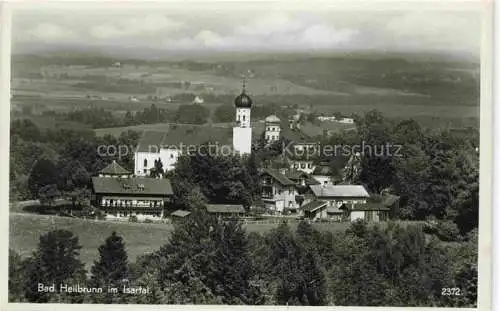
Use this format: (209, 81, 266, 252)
(134, 83, 253, 176)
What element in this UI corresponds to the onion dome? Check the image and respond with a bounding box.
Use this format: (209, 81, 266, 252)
(234, 80, 252, 108)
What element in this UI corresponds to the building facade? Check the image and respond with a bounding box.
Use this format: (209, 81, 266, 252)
(91, 161, 174, 221)
(265, 115, 281, 143)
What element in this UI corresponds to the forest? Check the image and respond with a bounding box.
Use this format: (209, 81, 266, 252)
(9, 212, 478, 306)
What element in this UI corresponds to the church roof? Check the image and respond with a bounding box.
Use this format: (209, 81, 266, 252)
(265, 115, 281, 123)
(234, 90, 252, 108)
(136, 127, 233, 153)
(99, 160, 131, 175)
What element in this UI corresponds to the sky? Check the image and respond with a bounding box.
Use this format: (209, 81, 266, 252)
(10, 1, 485, 58)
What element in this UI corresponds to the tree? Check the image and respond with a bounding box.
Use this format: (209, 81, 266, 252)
(150, 158, 164, 178)
(25, 230, 86, 303)
(90, 231, 129, 303)
(38, 184, 59, 208)
(9, 249, 27, 302)
(213, 104, 234, 123)
(28, 158, 58, 198)
(158, 210, 262, 304)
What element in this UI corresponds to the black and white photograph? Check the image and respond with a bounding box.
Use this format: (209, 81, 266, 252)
(3, 0, 493, 309)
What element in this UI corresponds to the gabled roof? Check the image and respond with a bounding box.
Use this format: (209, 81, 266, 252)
(280, 126, 313, 144)
(352, 203, 390, 211)
(300, 200, 328, 212)
(136, 127, 233, 153)
(285, 170, 320, 185)
(99, 160, 131, 175)
(206, 204, 245, 214)
(261, 168, 295, 186)
(312, 165, 332, 176)
(381, 194, 400, 206)
(310, 184, 370, 198)
(92, 177, 174, 196)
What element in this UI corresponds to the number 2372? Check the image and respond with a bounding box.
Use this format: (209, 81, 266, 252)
(441, 288, 462, 296)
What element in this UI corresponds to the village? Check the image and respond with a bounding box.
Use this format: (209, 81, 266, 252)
(90, 83, 399, 224)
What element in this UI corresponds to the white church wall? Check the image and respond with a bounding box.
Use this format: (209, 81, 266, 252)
(233, 127, 252, 154)
(135, 149, 182, 176)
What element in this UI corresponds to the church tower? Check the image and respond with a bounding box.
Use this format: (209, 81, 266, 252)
(232, 81, 252, 155)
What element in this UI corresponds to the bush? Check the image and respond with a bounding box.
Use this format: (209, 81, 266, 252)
(129, 215, 138, 223)
(424, 220, 462, 242)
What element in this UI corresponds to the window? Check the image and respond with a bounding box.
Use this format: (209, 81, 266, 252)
(301, 163, 306, 169)
(294, 164, 299, 169)
(243, 115, 246, 121)
(308, 163, 312, 168)
(143, 159, 148, 167)
(143, 169, 147, 174)
(266, 135, 270, 141)
(170, 154, 174, 159)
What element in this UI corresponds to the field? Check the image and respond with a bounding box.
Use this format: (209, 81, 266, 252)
(9, 212, 427, 269)
(9, 213, 351, 269)
(11, 54, 480, 130)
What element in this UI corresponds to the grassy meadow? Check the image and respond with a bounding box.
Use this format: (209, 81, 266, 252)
(9, 212, 427, 269)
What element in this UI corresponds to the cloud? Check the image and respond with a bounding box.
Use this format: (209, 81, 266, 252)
(11, 7, 481, 55)
(23, 23, 77, 42)
(89, 14, 183, 39)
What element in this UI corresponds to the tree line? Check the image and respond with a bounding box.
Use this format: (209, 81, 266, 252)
(9, 212, 477, 306)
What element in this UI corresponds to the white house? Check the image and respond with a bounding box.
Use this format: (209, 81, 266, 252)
(338, 117, 354, 124)
(265, 115, 281, 143)
(301, 184, 371, 221)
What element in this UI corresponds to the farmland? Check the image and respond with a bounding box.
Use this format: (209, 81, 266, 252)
(8, 212, 345, 269)
(11, 53, 480, 130)
(9, 212, 429, 269)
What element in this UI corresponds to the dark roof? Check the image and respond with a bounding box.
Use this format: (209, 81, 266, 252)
(99, 160, 131, 175)
(92, 177, 174, 196)
(137, 127, 233, 153)
(171, 210, 191, 217)
(234, 90, 252, 108)
(280, 126, 313, 144)
(261, 168, 295, 186)
(300, 200, 327, 212)
(206, 204, 245, 214)
(310, 185, 370, 198)
(381, 194, 400, 206)
(352, 203, 390, 211)
(285, 170, 320, 185)
(312, 165, 332, 176)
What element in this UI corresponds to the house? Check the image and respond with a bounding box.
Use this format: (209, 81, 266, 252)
(206, 204, 246, 217)
(302, 184, 370, 221)
(91, 162, 174, 221)
(264, 115, 281, 143)
(350, 202, 390, 222)
(260, 168, 317, 215)
(338, 117, 354, 124)
(311, 165, 334, 186)
(260, 168, 298, 214)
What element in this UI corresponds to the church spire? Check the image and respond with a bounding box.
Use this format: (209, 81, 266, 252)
(242, 78, 246, 94)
